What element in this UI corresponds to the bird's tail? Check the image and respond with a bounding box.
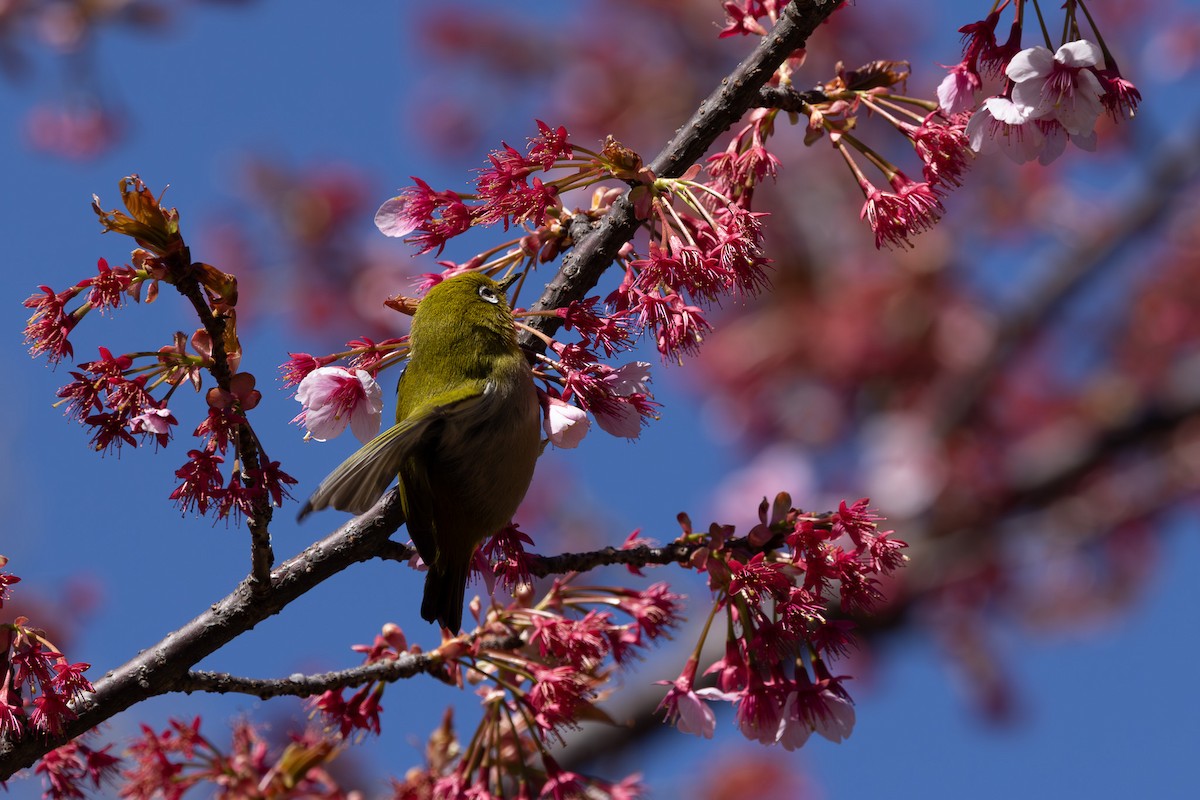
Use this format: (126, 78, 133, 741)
(421, 557, 471, 633)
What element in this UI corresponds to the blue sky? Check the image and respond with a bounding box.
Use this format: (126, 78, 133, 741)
(3, 1, 1198, 798)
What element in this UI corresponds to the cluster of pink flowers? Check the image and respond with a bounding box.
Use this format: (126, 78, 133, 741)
(309, 623, 410, 739)
(120, 718, 347, 799)
(339, 117, 776, 452)
(657, 497, 906, 747)
(718, 11, 972, 250)
(0, 557, 97, 742)
(375, 577, 679, 800)
(391, 714, 642, 800)
(24, 177, 297, 524)
(33, 737, 121, 800)
(718, 0, 797, 39)
(302, 577, 676, 799)
(940, 6, 1140, 165)
(375, 120, 575, 254)
(791, 60, 973, 251)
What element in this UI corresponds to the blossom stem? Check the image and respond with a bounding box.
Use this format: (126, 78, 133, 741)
(1075, 0, 1115, 65)
(689, 598, 723, 668)
(836, 134, 898, 184)
(500, 699, 537, 784)
(1029, 0, 1053, 49)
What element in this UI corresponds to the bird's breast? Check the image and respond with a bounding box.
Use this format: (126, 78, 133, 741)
(419, 362, 540, 535)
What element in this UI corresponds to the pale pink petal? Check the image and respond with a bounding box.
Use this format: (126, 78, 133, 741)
(1070, 129, 1098, 152)
(129, 407, 173, 435)
(295, 366, 383, 442)
(592, 399, 642, 439)
(674, 692, 717, 738)
(349, 372, 384, 443)
(543, 396, 590, 448)
(604, 361, 653, 396)
(936, 68, 979, 116)
(965, 108, 997, 154)
(985, 96, 1032, 125)
(1037, 123, 1068, 165)
(374, 196, 416, 238)
(1010, 79, 1044, 116)
(1006, 45, 1054, 82)
(777, 693, 813, 751)
(1055, 39, 1103, 69)
(813, 691, 856, 743)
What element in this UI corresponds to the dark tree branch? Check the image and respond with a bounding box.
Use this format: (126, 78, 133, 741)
(174, 239, 274, 590)
(175, 634, 526, 699)
(0, 492, 406, 778)
(177, 653, 445, 700)
(756, 84, 830, 111)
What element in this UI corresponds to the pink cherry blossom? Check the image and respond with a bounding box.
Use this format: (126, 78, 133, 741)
(543, 395, 590, 448)
(965, 96, 1046, 164)
(591, 397, 645, 439)
(1008, 40, 1105, 137)
(602, 361, 653, 396)
(294, 366, 383, 443)
(656, 658, 735, 738)
(936, 62, 982, 116)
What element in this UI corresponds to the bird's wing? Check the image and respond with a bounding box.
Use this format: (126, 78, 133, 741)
(297, 381, 491, 520)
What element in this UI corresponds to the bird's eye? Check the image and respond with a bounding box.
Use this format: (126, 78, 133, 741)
(478, 285, 500, 304)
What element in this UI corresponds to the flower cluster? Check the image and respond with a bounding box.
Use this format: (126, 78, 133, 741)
(718, 7, 972, 251)
(657, 496, 906, 747)
(793, 60, 973, 250)
(308, 623, 410, 739)
(1, 557, 97, 742)
(390, 711, 643, 800)
(34, 737, 121, 800)
(940, 4, 1141, 165)
(375, 120, 576, 255)
(725, 2, 1139, 248)
(365, 119, 777, 445)
(120, 717, 346, 799)
(26, 176, 296, 524)
(380, 577, 680, 800)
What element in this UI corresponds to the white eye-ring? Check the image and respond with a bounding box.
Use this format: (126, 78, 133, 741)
(478, 285, 500, 304)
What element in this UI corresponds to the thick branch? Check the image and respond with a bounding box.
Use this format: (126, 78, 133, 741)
(0, 492, 405, 778)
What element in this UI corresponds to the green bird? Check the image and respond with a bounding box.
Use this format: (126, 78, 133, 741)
(299, 272, 541, 632)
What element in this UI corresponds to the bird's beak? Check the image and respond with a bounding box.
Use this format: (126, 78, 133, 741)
(496, 273, 520, 293)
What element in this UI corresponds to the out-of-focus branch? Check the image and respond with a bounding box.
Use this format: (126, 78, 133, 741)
(934, 132, 1200, 436)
